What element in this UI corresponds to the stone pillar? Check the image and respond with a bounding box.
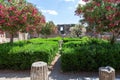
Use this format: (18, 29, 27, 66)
(19, 32, 23, 40)
(58, 40, 63, 54)
(59, 40, 63, 48)
(31, 61, 48, 80)
(24, 33, 28, 40)
(99, 66, 115, 80)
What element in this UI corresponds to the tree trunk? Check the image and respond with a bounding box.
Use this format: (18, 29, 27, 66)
(45, 34, 48, 38)
(10, 34, 14, 43)
(110, 34, 116, 45)
(76, 33, 79, 37)
(110, 29, 120, 44)
(37, 32, 40, 37)
(23, 33, 26, 40)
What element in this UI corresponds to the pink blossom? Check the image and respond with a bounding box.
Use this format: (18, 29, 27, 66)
(8, 7, 16, 11)
(96, 2, 101, 7)
(0, 20, 5, 24)
(32, 8, 38, 16)
(8, 0, 11, 2)
(0, 4, 3, 8)
(109, 23, 115, 27)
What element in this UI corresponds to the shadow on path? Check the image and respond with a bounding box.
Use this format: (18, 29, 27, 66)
(49, 56, 100, 80)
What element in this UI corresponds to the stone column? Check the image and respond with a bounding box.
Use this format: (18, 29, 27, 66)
(59, 40, 63, 48)
(58, 40, 63, 54)
(31, 61, 48, 80)
(99, 66, 115, 80)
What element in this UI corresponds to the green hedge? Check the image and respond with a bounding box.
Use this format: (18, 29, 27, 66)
(61, 37, 120, 72)
(29, 37, 62, 42)
(47, 37, 62, 41)
(0, 39, 58, 70)
(62, 37, 81, 43)
(63, 37, 108, 48)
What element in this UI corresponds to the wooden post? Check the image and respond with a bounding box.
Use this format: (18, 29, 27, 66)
(99, 66, 115, 80)
(31, 61, 48, 80)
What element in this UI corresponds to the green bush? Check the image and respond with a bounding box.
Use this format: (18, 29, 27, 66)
(61, 37, 120, 72)
(62, 36, 90, 43)
(63, 37, 81, 43)
(0, 39, 58, 70)
(63, 37, 108, 48)
(47, 37, 62, 41)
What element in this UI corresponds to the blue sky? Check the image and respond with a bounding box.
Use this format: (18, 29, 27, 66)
(26, 0, 85, 25)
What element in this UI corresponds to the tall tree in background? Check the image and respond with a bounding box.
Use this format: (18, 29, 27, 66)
(75, 0, 120, 44)
(40, 21, 56, 38)
(70, 24, 83, 37)
(48, 21, 57, 34)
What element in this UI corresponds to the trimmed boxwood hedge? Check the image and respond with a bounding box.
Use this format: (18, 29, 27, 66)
(0, 39, 58, 70)
(62, 37, 81, 43)
(61, 37, 120, 72)
(29, 37, 62, 42)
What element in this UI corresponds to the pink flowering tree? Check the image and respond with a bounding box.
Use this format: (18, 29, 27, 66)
(21, 3, 46, 36)
(35, 15, 46, 37)
(0, 4, 27, 43)
(40, 21, 56, 38)
(0, 0, 45, 43)
(75, 0, 120, 44)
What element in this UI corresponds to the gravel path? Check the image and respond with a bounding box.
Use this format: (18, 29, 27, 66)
(0, 55, 120, 80)
(0, 70, 30, 80)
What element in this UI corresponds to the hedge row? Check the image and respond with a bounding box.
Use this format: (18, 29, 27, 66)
(0, 39, 58, 70)
(61, 37, 120, 72)
(62, 37, 82, 43)
(63, 37, 108, 48)
(29, 37, 62, 42)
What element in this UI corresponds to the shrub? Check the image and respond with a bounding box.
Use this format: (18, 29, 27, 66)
(47, 37, 62, 41)
(0, 39, 58, 70)
(62, 37, 81, 43)
(61, 38, 120, 72)
(63, 37, 108, 48)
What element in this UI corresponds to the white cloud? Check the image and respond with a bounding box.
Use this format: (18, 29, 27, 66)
(75, 0, 86, 8)
(64, 0, 74, 2)
(41, 9, 58, 15)
(78, 0, 86, 5)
